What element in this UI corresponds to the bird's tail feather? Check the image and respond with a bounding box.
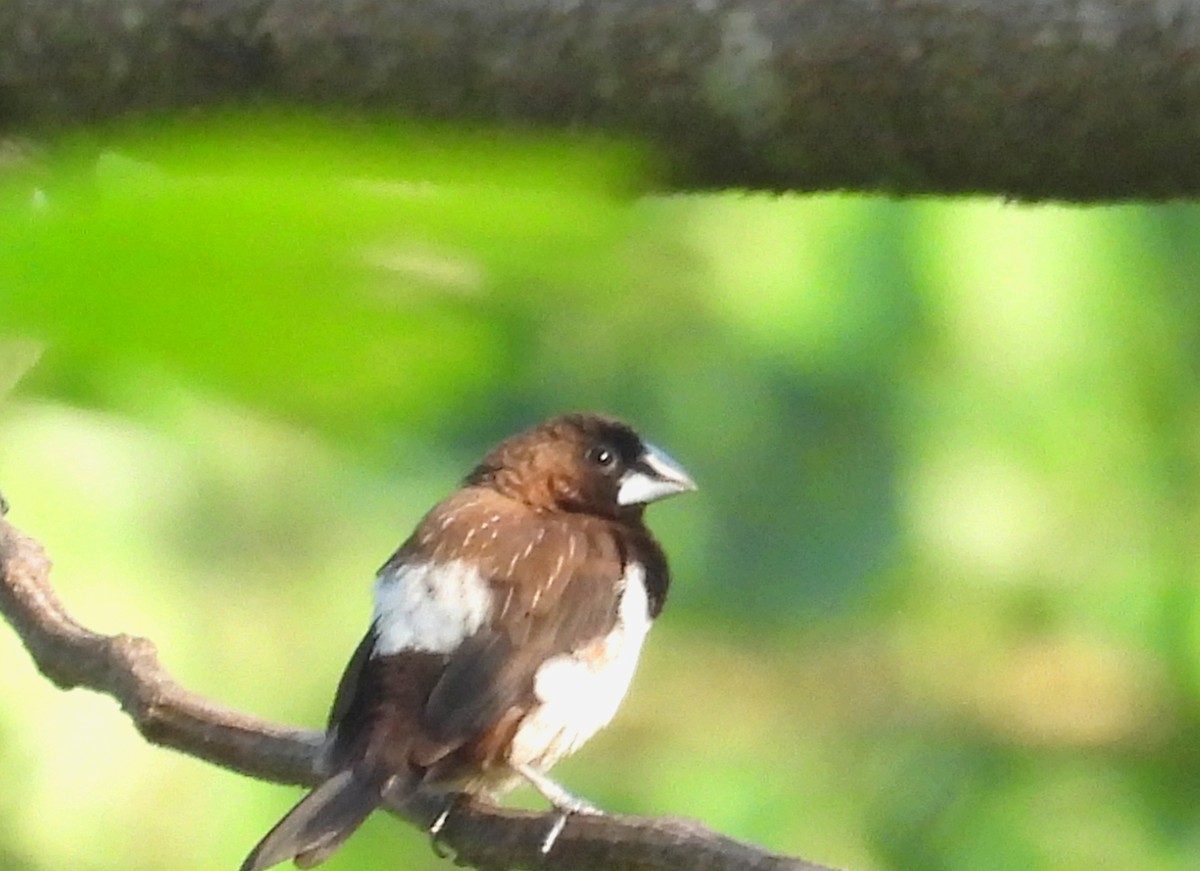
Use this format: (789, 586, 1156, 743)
(240, 769, 382, 871)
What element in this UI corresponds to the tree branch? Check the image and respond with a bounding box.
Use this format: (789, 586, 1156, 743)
(0, 504, 839, 871)
(2, 0, 1199, 199)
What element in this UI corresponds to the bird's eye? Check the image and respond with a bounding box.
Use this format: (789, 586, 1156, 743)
(588, 446, 617, 469)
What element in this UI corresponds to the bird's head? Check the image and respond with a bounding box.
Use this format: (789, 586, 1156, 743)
(467, 413, 695, 518)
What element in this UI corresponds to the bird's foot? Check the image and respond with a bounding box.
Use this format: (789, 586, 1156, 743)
(540, 800, 601, 855)
(427, 794, 465, 860)
(541, 813, 569, 855)
(510, 762, 603, 854)
(551, 793, 601, 815)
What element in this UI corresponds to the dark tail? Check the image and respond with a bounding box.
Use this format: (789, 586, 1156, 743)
(240, 769, 382, 871)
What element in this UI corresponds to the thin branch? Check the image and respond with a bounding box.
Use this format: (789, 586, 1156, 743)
(0, 504, 321, 784)
(0, 504, 840, 871)
(2, 0, 1200, 199)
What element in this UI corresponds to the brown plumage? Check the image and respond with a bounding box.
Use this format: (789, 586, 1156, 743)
(241, 413, 694, 871)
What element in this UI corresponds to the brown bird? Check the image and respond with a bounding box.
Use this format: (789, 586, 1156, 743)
(240, 413, 695, 870)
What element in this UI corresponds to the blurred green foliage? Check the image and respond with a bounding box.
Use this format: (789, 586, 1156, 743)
(2, 113, 1200, 871)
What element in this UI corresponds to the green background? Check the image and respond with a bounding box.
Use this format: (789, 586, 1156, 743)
(2, 114, 1199, 871)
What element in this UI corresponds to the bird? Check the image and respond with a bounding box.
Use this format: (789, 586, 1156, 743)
(240, 412, 695, 870)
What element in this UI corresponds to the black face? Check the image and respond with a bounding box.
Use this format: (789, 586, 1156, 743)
(580, 418, 644, 474)
(558, 416, 647, 514)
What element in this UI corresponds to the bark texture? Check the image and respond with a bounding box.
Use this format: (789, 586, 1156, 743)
(2, 0, 1199, 198)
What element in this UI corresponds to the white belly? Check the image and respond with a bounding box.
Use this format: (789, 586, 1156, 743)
(507, 563, 652, 772)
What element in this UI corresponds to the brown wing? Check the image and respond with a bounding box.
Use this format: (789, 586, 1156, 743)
(409, 491, 632, 769)
(419, 564, 623, 749)
(325, 628, 376, 739)
(322, 623, 449, 776)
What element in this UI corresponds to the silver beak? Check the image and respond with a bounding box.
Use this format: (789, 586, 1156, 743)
(616, 443, 697, 506)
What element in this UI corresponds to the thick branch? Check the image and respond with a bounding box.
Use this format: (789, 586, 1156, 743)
(0, 505, 838, 871)
(1, 0, 1200, 199)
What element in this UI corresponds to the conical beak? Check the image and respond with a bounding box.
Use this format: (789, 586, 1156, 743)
(616, 443, 697, 506)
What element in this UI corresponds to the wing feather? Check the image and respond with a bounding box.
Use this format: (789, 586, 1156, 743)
(413, 493, 630, 773)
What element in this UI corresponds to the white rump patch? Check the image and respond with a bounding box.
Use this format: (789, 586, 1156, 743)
(372, 559, 494, 655)
(509, 562, 653, 771)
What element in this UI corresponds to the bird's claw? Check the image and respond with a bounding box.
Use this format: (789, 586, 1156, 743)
(428, 799, 457, 859)
(541, 812, 569, 855)
(540, 801, 600, 855)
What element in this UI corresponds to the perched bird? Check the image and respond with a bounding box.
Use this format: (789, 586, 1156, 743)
(241, 413, 695, 870)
